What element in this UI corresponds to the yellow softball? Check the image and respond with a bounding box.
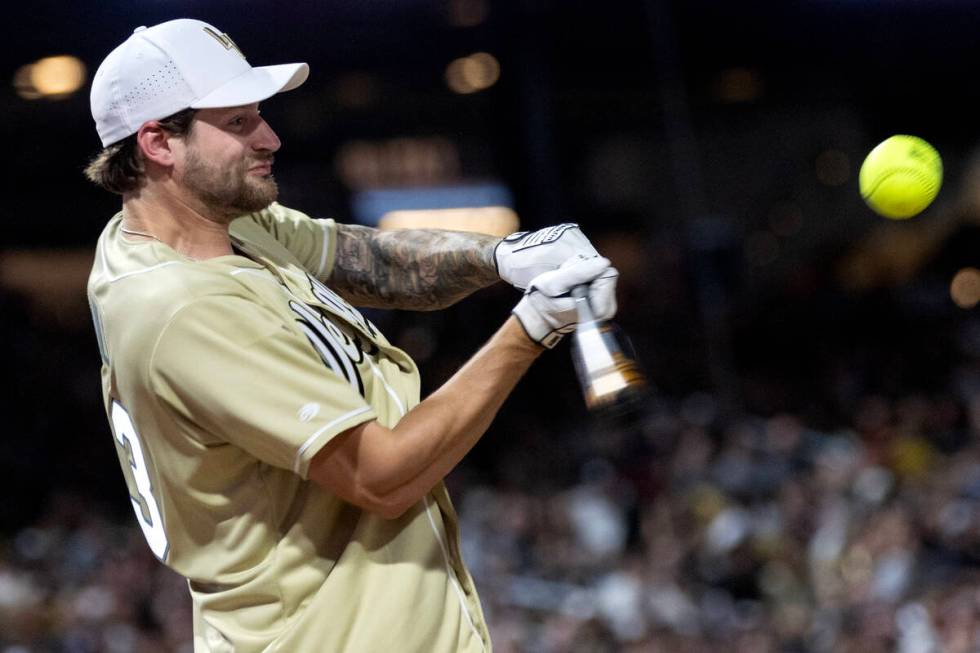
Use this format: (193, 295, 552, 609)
(858, 135, 942, 220)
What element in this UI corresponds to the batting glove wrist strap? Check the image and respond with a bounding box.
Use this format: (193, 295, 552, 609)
(494, 223, 601, 290)
(512, 256, 619, 349)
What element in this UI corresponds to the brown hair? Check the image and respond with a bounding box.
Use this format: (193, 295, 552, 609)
(84, 108, 198, 195)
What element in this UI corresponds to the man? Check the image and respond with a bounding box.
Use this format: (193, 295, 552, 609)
(85, 19, 617, 653)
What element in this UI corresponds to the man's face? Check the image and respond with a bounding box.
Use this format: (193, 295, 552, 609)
(176, 104, 282, 221)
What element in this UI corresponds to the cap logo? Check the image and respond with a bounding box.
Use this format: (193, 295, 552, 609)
(202, 26, 245, 59)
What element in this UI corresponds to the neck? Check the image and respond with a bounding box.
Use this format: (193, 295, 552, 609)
(121, 184, 236, 259)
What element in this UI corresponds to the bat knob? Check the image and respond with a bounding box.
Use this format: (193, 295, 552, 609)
(570, 311, 648, 414)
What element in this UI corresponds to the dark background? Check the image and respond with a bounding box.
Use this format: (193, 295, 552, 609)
(3, 2, 980, 651)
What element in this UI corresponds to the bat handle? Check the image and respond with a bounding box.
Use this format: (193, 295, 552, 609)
(571, 284, 596, 323)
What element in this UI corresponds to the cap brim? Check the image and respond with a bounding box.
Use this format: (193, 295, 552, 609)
(190, 62, 309, 109)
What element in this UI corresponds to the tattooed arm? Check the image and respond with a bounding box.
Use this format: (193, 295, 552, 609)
(328, 224, 502, 310)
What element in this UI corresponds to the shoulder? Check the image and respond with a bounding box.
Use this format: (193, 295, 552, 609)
(153, 292, 285, 360)
(232, 203, 339, 279)
(89, 223, 274, 353)
(91, 249, 253, 318)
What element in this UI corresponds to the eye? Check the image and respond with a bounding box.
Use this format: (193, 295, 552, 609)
(228, 115, 246, 127)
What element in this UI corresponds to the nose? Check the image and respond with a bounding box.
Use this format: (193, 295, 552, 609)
(253, 117, 282, 153)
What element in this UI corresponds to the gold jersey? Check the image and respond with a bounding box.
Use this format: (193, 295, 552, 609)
(87, 203, 490, 652)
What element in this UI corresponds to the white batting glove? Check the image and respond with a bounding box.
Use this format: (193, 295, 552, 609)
(494, 223, 601, 290)
(513, 256, 619, 348)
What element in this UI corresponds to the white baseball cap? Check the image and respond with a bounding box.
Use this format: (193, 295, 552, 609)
(91, 19, 309, 146)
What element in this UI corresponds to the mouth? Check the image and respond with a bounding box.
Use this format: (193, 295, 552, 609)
(249, 160, 274, 175)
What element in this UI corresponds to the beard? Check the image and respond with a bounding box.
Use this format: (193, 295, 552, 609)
(181, 148, 279, 222)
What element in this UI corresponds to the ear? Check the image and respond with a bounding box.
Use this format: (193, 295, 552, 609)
(136, 122, 178, 168)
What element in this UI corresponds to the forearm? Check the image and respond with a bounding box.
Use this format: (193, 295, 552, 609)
(329, 223, 501, 310)
(311, 317, 542, 517)
(379, 317, 541, 504)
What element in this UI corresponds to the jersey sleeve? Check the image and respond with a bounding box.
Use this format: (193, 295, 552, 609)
(248, 203, 338, 280)
(148, 294, 376, 478)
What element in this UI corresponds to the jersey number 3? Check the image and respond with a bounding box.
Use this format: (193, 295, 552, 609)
(111, 401, 169, 560)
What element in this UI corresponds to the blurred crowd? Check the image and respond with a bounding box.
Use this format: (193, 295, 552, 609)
(0, 496, 191, 652)
(466, 388, 980, 653)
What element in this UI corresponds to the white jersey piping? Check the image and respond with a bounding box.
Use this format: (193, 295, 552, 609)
(424, 496, 486, 652)
(293, 406, 372, 474)
(99, 241, 185, 284)
(230, 268, 277, 283)
(388, 390, 485, 652)
(367, 359, 406, 417)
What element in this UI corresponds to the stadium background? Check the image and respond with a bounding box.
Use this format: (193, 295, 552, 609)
(4, 1, 980, 651)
